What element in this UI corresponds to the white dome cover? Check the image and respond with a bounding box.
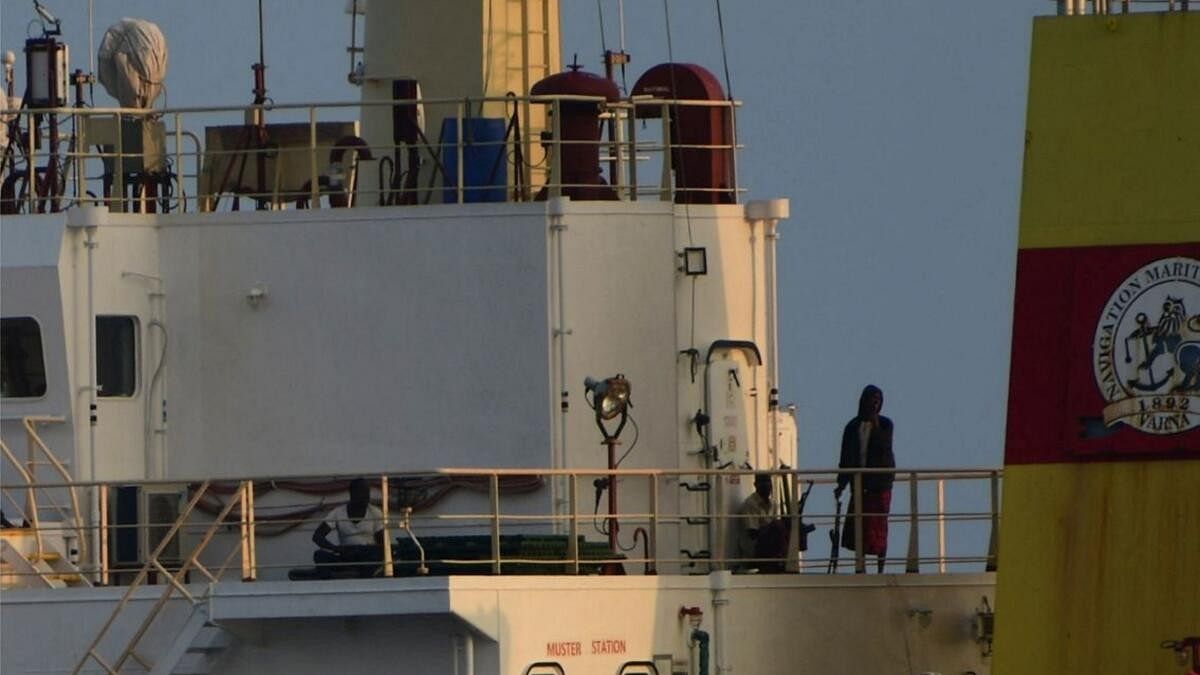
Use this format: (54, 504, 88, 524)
(98, 18, 168, 109)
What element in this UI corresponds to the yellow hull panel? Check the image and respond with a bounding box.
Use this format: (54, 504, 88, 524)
(994, 461, 1200, 673)
(1018, 13, 1199, 250)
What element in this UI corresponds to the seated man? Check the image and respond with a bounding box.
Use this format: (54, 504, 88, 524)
(312, 478, 385, 578)
(737, 474, 776, 569)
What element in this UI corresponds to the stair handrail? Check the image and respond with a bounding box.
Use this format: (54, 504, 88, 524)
(72, 480, 252, 675)
(21, 416, 87, 564)
(0, 438, 44, 562)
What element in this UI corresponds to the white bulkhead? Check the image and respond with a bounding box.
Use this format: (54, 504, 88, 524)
(2, 195, 787, 573)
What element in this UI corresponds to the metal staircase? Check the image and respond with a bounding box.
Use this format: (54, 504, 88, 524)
(72, 480, 251, 675)
(0, 420, 90, 589)
(151, 601, 234, 675)
(0, 528, 89, 588)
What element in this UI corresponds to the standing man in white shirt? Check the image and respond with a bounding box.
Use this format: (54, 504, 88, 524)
(312, 477, 386, 578)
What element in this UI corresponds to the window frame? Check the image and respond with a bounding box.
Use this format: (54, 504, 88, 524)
(1, 315, 50, 401)
(95, 314, 140, 399)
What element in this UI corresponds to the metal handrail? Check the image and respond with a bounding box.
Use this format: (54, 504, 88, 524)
(1056, 0, 1193, 13)
(2, 466, 1001, 584)
(71, 479, 251, 675)
(20, 416, 87, 564)
(1, 465, 1002, 488)
(0, 438, 43, 562)
(0, 94, 742, 215)
(0, 418, 85, 570)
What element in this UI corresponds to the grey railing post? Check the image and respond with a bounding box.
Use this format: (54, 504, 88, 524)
(309, 106, 319, 208)
(987, 470, 1000, 572)
(456, 101, 466, 204)
(713, 472, 726, 571)
(648, 474, 659, 574)
(174, 112, 183, 211)
(905, 472, 920, 573)
(728, 100, 739, 203)
(99, 484, 109, 586)
(490, 473, 501, 574)
(115, 112, 126, 212)
(937, 479, 947, 574)
(568, 474, 579, 575)
(659, 102, 672, 202)
(550, 98, 562, 200)
(627, 104, 638, 201)
(852, 471, 865, 574)
(785, 470, 800, 573)
(381, 475, 394, 578)
(27, 112, 37, 212)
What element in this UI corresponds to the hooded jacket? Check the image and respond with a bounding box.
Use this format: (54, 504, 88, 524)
(836, 385, 896, 493)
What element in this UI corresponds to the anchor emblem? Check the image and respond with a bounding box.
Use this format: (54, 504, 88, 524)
(1122, 297, 1189, 393)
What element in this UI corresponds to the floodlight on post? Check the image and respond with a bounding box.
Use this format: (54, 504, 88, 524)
(584, 374, 632, 558)
(584, 374, 631, 439)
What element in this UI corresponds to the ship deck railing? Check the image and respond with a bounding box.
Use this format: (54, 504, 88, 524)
(0, 94, 744, 217)
(1055, 0, 1194, 14)
(0, 465, 1001, 588)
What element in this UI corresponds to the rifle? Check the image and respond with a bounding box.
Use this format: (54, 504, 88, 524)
(795, 480, 816, 553)
(797, 480, 814, 517)
(827, 492, 843, 574)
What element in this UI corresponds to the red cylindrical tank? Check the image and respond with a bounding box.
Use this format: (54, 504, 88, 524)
(631, 63, 734, 205)
(531, 65, 620, 201)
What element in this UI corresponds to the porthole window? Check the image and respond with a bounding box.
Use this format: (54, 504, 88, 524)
(1, 317, 48, 398)
(97, 316, 138, 398)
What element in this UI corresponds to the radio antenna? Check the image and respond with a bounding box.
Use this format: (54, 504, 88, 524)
(33, 0, 62, 36)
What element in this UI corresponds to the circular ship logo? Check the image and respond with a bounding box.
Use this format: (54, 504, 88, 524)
(1092, 256, 1200, 435)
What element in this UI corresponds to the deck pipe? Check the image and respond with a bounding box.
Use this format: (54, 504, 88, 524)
(746, 199, 789, 468)
(549, 196, 570, 529)
(67, 206, 107, 581)
(690, 629, 710, 675)
(86, 218, 100, 580)
(711, 570, 731, 673)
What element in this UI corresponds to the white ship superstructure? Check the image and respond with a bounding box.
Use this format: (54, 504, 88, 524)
(1, 2, 1007, 673)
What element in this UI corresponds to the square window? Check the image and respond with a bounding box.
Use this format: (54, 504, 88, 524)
(97, 316, 138, 397)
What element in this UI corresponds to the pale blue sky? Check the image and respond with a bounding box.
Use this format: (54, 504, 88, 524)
(2, 0, 1046, 475)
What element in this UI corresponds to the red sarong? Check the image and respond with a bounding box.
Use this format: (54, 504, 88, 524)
(841, 489, 892, 555)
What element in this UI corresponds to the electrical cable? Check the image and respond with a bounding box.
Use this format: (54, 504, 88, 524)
(715, 0, 734, 100)
(480, 0, 495, 116)
(662, 0, 695, 244)
(597, 0, 608, 54)
(617, 0, 629, 93)
(614, 413, 639, 467)
(690, 276, 698, 349)
(592, 480, 608, 536)
(663, 0, 706, 380)
(190, 475, 545, 535)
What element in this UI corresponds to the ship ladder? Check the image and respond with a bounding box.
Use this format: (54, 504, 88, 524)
(0, 434, 90, 589)
(71, 480, 247, 675)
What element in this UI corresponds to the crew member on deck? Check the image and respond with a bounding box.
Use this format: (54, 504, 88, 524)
(312, 477, 385, 578)
(737, 473, 776, 569)
(835, 385, 896, 574)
